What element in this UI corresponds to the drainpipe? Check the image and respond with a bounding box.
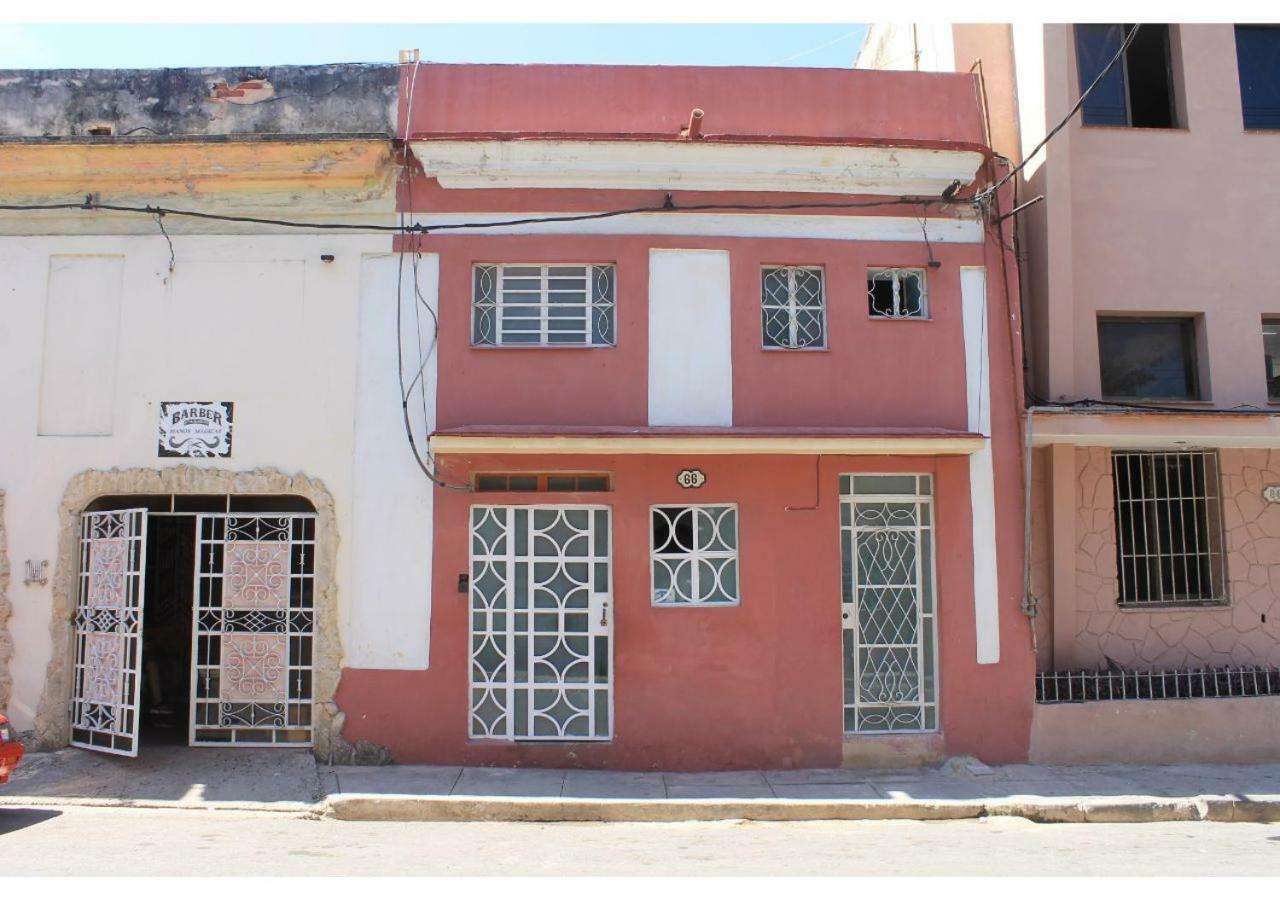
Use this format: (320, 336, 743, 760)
(684, 108, 704, 140)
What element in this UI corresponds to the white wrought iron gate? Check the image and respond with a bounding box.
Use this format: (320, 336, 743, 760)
(469, 505, 613, 741)
(71, 508, 148, 756)
(191, 514, 315, 746)
(840, 475, 938, 733)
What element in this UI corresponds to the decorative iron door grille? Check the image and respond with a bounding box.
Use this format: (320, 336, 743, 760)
(840, 475, 938, 733)
(190, 514, 315, 746)
(71, 509, 149, 756)
(469, 505, 613, 741)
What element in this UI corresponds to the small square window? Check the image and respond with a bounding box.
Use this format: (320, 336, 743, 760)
(868, 269, 927, 319)
(762, 266, 826, 348)
(472, 264, 615, 347)
(1097, 317, 1199, 400)
(1264, 318, 1280, 400)
(651, 505, 739, 605)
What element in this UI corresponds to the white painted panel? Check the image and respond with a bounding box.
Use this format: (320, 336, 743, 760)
(648, 249, 733, 427)
(37, 255, 124, 435)
(411, 211, 982, 244)
(961, 266, 1000, 665)
(347, 253, 436, 669)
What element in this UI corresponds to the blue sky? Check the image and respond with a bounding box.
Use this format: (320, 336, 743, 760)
(0, 24, 868, 70)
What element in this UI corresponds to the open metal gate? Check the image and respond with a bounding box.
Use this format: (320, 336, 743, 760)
(469, 505, 613, 741)
(190, 514, 315, 746)
(71, 509, 148, 756)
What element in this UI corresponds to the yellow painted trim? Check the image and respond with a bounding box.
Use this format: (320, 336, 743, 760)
(430, 434, 985, 456)
(0, 140, 394, 201)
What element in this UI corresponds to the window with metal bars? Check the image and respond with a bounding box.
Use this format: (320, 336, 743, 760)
(472, 473, 612, 492)
(1111, 450, 1227, 606)
(472, 264, 616, 347)
(650, 505, 740, 605)
(867, 268, 928, 319)
(761, 266, 826, 349)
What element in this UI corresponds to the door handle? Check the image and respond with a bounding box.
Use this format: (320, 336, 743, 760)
(600, 600, 609, 628)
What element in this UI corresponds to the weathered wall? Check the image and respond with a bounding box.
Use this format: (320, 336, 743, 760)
(0, 64, 397, 139)
(1028, 447, 1053, 670)
(0, 234, 403, 745)
(1030, 696, 1280, 764)
(1066, 447, 1280, 670)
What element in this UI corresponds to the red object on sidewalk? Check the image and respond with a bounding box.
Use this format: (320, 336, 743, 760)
(0, 715, 24, 784)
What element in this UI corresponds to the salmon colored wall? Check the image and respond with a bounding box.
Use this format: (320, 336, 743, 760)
(402, 63, 987, 147)
(418, 233, 980, 432)
(335, 452, 1033, 768)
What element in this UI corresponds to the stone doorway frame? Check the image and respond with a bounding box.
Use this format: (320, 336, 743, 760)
(33, 466, 345, 760)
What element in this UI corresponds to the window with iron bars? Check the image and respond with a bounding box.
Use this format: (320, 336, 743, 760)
(867, 268, 928, 319)
(761, 266, 826, 349)
(472, 264, 616, 347)
(650, 505, 740, 606)
(1111, 450, 1227, 606)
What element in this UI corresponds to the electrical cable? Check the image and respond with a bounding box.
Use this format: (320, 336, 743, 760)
(976, 24, 1140, 206)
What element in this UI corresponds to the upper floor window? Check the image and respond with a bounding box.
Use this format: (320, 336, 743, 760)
(472, 264, 616, 347)
(1236, 25, 1280, 130)
(761, 266, 826, 349)
(1075, 24, 1178, 129)
(1263, 318, 1280, 400)
(1097, 316, 1200, 400)
(868, 268, 928, 319)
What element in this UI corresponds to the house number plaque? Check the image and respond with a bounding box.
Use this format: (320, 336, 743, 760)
(676, 469, 706, 489)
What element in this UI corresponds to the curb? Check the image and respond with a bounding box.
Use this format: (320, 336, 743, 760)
(0, 795, 315, 815)
(320, 793, 1280, 824)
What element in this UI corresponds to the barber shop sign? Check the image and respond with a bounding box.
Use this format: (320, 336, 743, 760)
(157, 401, 234, 458)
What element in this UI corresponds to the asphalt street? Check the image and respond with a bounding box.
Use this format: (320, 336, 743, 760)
(3, 805, 1280, 876)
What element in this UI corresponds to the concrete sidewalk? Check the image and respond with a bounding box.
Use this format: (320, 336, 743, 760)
(318, 760, 1280, 824)
(4, 748, 1280, 823)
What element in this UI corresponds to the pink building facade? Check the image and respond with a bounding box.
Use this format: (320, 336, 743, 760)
(860, 24, 1280, 763)
(332, 63, 1035, 768)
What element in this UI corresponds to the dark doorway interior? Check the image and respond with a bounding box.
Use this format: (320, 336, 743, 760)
(140, 515, 196, 743)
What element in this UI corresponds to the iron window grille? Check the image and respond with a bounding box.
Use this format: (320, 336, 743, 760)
(761, 266, 826, 349)
(650, 504, 740, 605)
(1111, 450, 1227, 606)
(867, 268, 928, 319)
(1036, 665, 1280, 704)
(472, 264, 616, 347)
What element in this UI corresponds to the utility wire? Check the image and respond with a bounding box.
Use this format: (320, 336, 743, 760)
(977, 24, 1140, 206)
(0, 194, 954, 233)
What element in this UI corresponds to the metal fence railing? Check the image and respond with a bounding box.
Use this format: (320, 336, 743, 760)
(1036, 665, 1280, 704)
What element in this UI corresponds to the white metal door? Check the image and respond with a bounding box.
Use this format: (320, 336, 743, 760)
(71, 508, 148, 756)
(469, 505, 613, 741)
(840, 475, 938, 733)
(191, 514, 315, 746)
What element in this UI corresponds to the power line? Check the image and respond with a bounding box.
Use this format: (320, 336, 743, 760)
(0, 193, 954, 234)
(977, 24, 1140, 206)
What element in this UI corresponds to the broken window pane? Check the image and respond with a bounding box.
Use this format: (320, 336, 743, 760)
(1097, 317, 1198, 400)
